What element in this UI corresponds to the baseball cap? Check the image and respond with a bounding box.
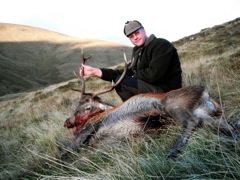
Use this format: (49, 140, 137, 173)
(123, 20, 143, 37)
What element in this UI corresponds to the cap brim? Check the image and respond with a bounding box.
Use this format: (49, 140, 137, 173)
(126, 27, 141, 37)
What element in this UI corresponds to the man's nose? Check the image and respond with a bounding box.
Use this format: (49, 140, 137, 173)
(132, 34, 137, 39)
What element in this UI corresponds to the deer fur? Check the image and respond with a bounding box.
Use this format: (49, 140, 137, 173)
(64, 85, 237, 158)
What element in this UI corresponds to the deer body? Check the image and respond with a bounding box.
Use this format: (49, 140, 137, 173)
(65, 85, 236, 158)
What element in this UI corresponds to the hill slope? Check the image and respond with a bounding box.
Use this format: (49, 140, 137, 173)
(173, 17, 240, 60)
(0, 23, 132, 96)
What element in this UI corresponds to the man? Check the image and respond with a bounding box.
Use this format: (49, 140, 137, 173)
(80, 20, 182, 101)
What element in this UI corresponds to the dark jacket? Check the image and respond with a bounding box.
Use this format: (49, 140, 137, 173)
(101, 34, 182, 92)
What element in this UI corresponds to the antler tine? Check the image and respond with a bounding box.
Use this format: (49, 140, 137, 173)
(82, 55, 92, 64)
(92, 52, 128, 98)
(114, 52, 128, 87)
(80, 50, 86, 94)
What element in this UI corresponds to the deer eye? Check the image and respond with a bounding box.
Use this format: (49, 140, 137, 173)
(85, 106, 91, 111)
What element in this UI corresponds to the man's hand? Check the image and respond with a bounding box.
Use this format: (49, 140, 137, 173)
(79, 64, 102, 77)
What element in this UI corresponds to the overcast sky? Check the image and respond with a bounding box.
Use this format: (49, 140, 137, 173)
(1, 0, 239, 46)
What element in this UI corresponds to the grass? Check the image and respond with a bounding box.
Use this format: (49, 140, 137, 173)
(1, 49, 239, 179)
(1, 18, 240, 179)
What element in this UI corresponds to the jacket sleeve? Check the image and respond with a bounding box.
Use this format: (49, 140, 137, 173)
(100, 64, 134, 82)
(100, 68, 121, 81)
(135, 41, 176, 84)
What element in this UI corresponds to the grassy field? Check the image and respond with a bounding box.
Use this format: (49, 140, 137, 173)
(0, 18, 240, 179)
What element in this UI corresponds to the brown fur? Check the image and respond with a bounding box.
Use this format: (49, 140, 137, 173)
(64, 85, 236, 158)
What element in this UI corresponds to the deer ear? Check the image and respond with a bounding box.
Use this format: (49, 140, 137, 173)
(99, 103, 109, 110)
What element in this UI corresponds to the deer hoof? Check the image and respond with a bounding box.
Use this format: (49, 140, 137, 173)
(231, 132, 237, 141)
(166, 148, 181, 159)
(235, 121, 240, 129)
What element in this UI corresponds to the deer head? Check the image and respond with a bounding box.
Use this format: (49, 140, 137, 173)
(64, 53, 128, 135)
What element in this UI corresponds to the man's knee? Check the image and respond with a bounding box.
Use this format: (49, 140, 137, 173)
(115, 75, 138, 88)
(114, 75, 138, 101)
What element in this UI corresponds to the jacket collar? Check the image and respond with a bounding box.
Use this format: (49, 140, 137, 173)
(144, 34, 156, 47)
(132, 34, 156, 52)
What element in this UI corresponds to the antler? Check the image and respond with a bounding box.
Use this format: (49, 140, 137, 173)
(72, 49, 92, 94)
(92, 53, 128, 98)
(80, 52, 92, 94)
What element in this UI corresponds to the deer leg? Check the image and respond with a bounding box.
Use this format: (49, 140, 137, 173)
(167, 125, 196, 159)
(202, 116, 237, 140)
(166, 108, 198, 159)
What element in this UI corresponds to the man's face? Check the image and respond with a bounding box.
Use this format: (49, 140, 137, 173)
(128, 28, 147, 46)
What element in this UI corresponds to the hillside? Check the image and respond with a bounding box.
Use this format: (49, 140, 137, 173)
(174, 17, 240, 60)
(0, 23, 132, 97)
(0, 18, 240, 179)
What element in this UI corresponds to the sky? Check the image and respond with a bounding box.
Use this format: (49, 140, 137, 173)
(1, 0, 239, 46)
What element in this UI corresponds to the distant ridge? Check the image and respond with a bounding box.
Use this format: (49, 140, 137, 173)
(0, 23, 132, 96)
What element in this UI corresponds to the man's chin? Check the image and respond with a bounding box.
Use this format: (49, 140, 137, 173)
(134, 41, 144, 46)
